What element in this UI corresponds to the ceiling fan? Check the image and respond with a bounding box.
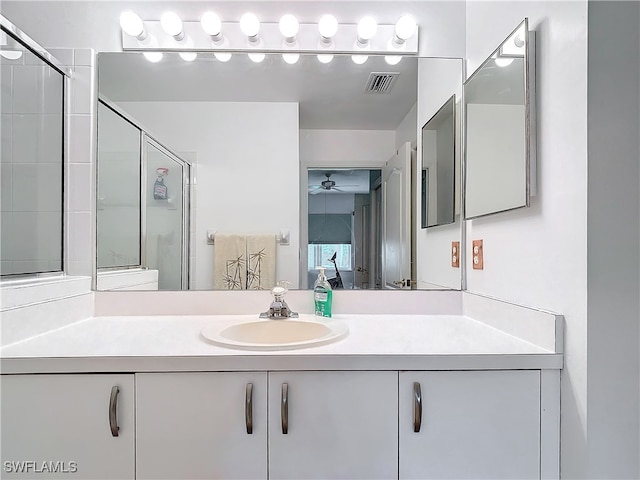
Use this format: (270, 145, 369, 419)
(308, 173, 358, 195)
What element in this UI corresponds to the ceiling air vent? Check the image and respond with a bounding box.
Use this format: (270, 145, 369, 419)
(364, 72, 400, 94)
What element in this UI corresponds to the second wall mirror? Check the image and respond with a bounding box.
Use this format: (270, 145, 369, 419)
(463, 18, 536, 219)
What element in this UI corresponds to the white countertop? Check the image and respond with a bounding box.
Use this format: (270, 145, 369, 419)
(0, 314, 562, 373)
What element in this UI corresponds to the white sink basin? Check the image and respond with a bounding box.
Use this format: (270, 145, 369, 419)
(201, 316, 349, 350)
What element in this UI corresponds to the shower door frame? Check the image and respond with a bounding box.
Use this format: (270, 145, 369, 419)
(142, 136, 191, 290)
(97, 97, 191, 290)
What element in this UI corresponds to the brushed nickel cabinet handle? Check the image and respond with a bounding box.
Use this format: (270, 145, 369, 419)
(413, 382, 422, 433)
(109, 385, 120, 437)
(281, 383, 288, 434)
(245, 383, 253, 434)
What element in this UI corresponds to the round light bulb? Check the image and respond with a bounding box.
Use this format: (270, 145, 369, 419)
(279, 14, 299, 39)
(514, 26, 526, 48)
(357, 16, 377, 41)
(143, 51, 163, 63)
(179, 52, 197, 62)
(248, 52, 265, 63)
(394, 15, 417, 41)
(317, 54, 334, 64)
(351, 54, 368, 65)
(385, 55, 402, 65)
(201, 12, 222, 36)
(214, 52, 232, 62)
(318, 14, 338, 39)
(160, 12, 183, 37)
(282, 53, 300, 64)
(0, 50, 23, 60)
(495, 57, 514, 67)
(240, 13, 261, 38)
(119, 11, 145, 38)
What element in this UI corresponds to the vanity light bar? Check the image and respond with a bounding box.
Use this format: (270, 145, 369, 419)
(121, 19, 418, 56)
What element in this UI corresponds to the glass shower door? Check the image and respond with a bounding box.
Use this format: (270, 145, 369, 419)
(144, 139, 189, 290)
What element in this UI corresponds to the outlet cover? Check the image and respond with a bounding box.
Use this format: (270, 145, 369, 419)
(451, 241, 460, 268)
(472, 239, 484, 270)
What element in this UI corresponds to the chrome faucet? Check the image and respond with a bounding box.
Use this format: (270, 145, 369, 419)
(260, 283, 298, 319)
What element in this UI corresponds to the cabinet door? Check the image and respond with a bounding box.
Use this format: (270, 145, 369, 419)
(136, 372, 267, 480)
(269, 371, 398, 480)
(1, 374, 134, 479)
(399, 370, 540, 480)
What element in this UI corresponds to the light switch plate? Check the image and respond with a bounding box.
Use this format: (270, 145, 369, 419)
(451, 241, 460, 268)
(472, 239, 483, 270)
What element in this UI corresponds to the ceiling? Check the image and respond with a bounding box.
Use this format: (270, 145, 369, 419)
(98, 52, 418, 130)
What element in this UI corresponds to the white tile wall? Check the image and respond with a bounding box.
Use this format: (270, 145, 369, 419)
(12, 66, 41, 114)
(67, 211, 91, 263)
(65, 49, 97, 278)
(47, 49, 74, 67)
(69, 65, 93, 115)
(1, 163, 12, 210)
(68, 115, 92, 164)
(1, 114, 12, 159)
(1, 67, 13, 115)
(73, 48, 94, 67)
(68, 163, 91, 209)
(12, 163, 62, 212)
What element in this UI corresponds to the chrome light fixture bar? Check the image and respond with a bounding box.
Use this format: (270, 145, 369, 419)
(121, 19, 418, 56)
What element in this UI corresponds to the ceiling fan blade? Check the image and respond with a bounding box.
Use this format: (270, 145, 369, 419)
(309, 188, 326, 195)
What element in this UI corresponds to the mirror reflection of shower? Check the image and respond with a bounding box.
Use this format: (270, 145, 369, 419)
(96, 99, 191, 291)
(307, 169, 382, 290)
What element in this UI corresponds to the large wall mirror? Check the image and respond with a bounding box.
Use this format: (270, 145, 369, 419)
(463, 18, 536, 219)
(96, 52, 463, 291)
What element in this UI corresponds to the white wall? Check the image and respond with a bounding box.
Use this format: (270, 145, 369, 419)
(118, 101, 300, 290)
(395, 103, 417, 151)
(586, 1, 640, 477)
(416, 58, 463, 290)
(465, 2, 589, 477)
(300, 129, 395, 168)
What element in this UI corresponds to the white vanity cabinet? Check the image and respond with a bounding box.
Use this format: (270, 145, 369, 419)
(134, 371, 398, 480)
(0, 374, 135, 479)
(399, 370, 541, 480)
(268, 371, 398, 480)
(135, 372, 268, 480)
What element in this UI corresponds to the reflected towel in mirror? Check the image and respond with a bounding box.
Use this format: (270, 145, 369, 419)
(214, 234, 247, 290)
(246, 235, 276, 290)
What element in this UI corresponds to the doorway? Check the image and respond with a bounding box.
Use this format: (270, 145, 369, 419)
(306, 169, 381, 290)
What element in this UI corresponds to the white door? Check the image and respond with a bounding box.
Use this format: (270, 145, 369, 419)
(1, 374, 135, 479)
(136, 372, 267, 479)
(382, 141, 412, 289)
(399, 370, 541, 480)
(353, 196, 370, 288)
(269, 371, 398, 479)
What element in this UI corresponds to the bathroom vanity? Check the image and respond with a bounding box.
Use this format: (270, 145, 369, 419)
(1, 295, 562, 480)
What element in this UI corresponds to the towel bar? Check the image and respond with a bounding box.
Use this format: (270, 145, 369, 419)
(206, 230, 290, 246)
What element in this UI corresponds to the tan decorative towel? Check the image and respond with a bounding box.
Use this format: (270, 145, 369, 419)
(214, 235, 246, 290)
(246, 235, 276, 290)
